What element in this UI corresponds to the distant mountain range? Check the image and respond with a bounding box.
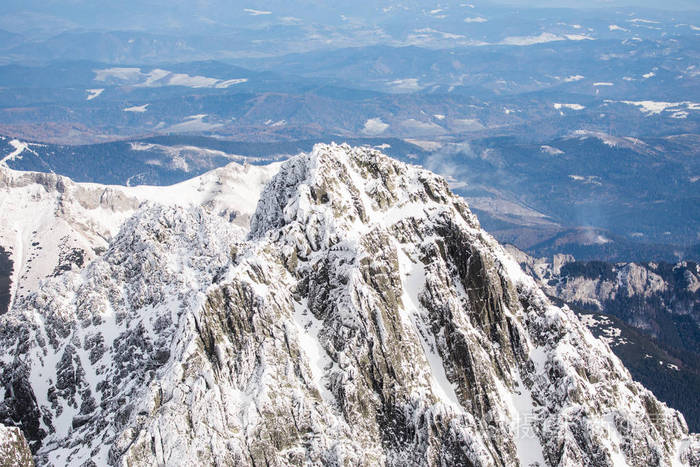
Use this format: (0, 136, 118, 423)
(3, 130, 698, 262)
(0, 23, 696, 257)
(1, 1, 698, 58)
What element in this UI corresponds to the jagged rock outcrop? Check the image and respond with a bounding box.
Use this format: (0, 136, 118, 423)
(0, 423, 34, 467)
(507, 247, 700, 353)
(0, 144, 697, 466)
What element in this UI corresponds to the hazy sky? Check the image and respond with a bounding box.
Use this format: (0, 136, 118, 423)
(494, 0, 697, 8)
(0, 0, 696, 37)
(3, 0, 698, 14)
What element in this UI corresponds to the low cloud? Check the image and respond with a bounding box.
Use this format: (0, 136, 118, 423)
(362, 118, 389, 135)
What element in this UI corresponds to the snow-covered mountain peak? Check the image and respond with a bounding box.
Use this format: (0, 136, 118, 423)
(251, 142, 480, 246)
(0, 145, 698, 466)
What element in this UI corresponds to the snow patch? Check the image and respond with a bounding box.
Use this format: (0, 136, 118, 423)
(1, 140, 38, 165)
(615, 100, 700, 116)
(123, 104, 149, 113)
(243, 8, 271, 15)
(86, 88, 104, 100)
(540, 145, 564, 155)
(568, 174, 602, 186)
(500, 32, 564, 46)
(290, 299, 335, 403)
(389, 78, 422, 92)
(396, 246, 463, 410)
(95, 67, 247, 89)
(628, 18, 660, 24)
(493, 374, 547, 467)
(554, 103, 585, 110)
(565, 34, 594, 41)
(500, 32, 593, 46)
(600, 414, 632, 467)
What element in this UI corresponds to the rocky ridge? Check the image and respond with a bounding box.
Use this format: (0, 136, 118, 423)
(0, 143, 698, 466)
(507, 247, 700, 354)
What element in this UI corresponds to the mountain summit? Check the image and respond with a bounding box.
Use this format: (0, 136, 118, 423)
(0, 144, 698, 466)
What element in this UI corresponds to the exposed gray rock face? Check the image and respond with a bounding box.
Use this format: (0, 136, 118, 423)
(0, 423, 34, 467)
(0, 144, 697, 466)
(507, 246, 700, 351)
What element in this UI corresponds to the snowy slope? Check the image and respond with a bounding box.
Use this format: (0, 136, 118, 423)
(0, 144, 697, 466)
(0, 161, 280, 314)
